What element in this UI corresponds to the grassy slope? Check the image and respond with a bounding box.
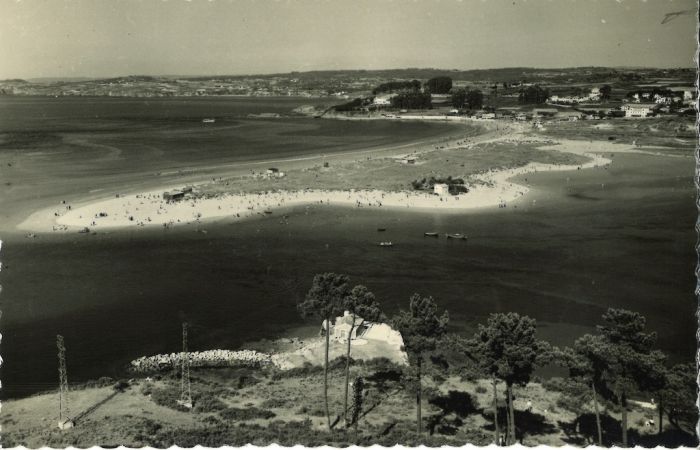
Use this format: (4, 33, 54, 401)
(200, 139, 589, 197)
(537, 117, 696, 154)
(4, 362, 693, 448)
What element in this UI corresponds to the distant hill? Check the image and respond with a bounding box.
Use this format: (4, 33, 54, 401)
(26, 77, 97, 83)
(180, 66, 695, 82)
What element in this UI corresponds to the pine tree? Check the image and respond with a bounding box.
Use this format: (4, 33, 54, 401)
(297, 273, 350, 431)
(392, 294, 449, 436)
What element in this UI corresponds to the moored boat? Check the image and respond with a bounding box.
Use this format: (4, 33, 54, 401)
(378, 241, 393, 247)
(424, 232, 439, 237)
(377, 228, 387, 232)
(446, 233, 468, 240)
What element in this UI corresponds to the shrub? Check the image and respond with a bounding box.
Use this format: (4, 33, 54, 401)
(194, 393, 227, 413)
(97, 376, 115, 387)
(113, 379, 130, 391)
(260, 397, 288, 408)
(150, 386, 190, 412)
(219, 407, 276, 421)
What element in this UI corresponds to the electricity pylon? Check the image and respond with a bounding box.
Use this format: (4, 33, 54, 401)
(177, 322, 192, 409)
(57, 335, 73, 429)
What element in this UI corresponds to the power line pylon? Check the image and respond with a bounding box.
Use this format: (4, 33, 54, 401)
(56, 335, 74, 429)
(177, 322, 193, 409)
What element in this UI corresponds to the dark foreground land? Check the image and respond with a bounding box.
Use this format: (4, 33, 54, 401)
(3, 358, 697, 448)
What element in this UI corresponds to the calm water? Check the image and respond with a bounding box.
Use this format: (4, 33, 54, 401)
(0, 98, 695, 398)
(0, 96, 459, 229)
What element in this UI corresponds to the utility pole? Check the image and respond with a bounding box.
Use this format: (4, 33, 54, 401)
(57, 335, 74, 429)
(177, 322, 193, 409)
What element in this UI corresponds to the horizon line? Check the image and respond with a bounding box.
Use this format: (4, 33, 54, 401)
(7, 65, 696, 82)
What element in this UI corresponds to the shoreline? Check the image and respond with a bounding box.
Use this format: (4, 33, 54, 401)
(17, 134, 623, 234)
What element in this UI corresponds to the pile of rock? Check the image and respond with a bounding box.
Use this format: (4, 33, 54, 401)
(130, 349, 274, 372)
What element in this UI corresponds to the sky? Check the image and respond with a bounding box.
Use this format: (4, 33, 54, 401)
(0, 0, 697, 79)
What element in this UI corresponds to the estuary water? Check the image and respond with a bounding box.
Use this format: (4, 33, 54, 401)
(0, 97, 695, 398)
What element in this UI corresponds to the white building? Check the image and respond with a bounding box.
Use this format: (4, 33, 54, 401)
(372, 94, 393, 106)
(620, 103, 660, 118)
(434, 183, 450, 195)
(330, 311, 366, 341)
(322, 311, 405, 349)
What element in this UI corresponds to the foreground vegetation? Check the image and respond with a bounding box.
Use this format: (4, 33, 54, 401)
(4, 273, 696, 448)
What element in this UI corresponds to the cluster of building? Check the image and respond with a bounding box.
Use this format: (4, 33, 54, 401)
(0, 74, 384, 98)
(547, 87, 602, 105)
(253, 167, 286, 179)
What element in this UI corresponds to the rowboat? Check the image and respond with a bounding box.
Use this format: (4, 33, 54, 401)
(446, 233, 468, 240)
(424, 232, 439, 237)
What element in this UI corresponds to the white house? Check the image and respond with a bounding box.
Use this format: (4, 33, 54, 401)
(330, 311, 366, 341)
(322, 311, 405, 349)
(620, 103, 660, 118)
(434, 183, 450, 195)
(372, 94, 394, 106)
(265, 167, 285, 178)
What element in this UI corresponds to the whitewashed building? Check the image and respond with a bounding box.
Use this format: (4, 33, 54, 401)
(434, 183, 450, 195)
(620, 103, 660, 118)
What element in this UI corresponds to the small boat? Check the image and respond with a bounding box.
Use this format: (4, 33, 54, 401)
(202, 118, 216, 123)
(377, 228, 387, 232)
(264, 210, 273, 214)
(424, 232, 439, 237)
(446, 233, 468, 240)
(378, 241, 393, 247)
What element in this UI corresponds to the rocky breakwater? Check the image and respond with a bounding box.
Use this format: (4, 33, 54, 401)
(130, 349, 274, 373)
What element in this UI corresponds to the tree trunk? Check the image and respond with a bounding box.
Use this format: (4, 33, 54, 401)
(504, 387, 511, 445)
(592, 382, 602, 446)
(416, 357, 422, 436)
(621, 392, 628, 447)
(324, 314, 331, 431)
(508, 384, 516, 445)
(493, 377, 500, 445)
(658, 393, 663, 435)
(343, 319, 355, 427)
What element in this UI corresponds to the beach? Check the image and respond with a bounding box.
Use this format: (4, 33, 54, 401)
(17, 130, 618, 234)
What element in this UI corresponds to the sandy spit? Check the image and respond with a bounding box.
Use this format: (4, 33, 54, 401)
(17, 138, 619, 234)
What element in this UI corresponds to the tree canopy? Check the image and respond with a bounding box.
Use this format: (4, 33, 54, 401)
(298, 272, 350, 321)
(518, 85, 550, 104)
(424, 76, 453, 94)
(451, 88, 484, 110)
(473, 312, 549, 386)
(373, 79, 421, 95)
(393, 294, 449, 359)
(390, 92, 432, 110)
